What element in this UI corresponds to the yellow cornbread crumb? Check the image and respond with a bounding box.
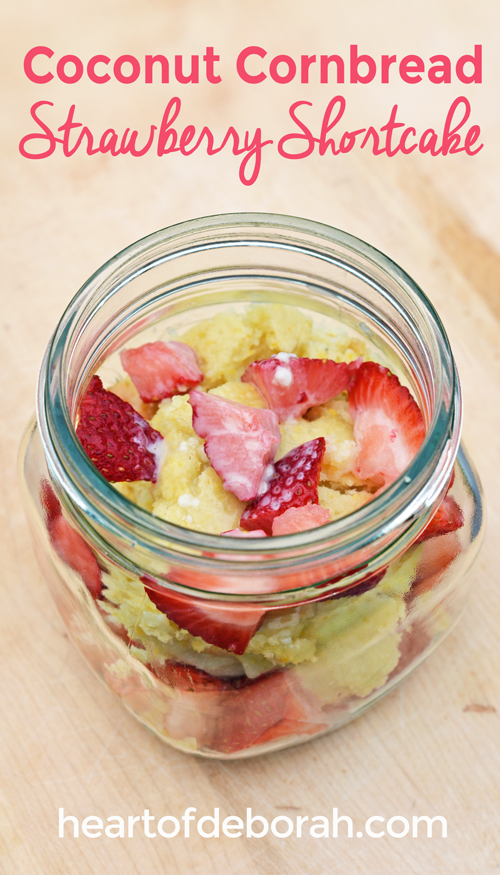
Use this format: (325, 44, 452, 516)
(182, 311, 261, 388)
(278, 401, 372, 491)
(245, 304, 313, 359)
(113, 481, 155, 513)
(182, 304, 312, 389)
(301, 328, 369, 364)
(154, 466, 244, 535)
(209, 381, 267, 408)
(295, 550, 418, 702)
(151, 396, 205, 501)
(317, 486, 373, 520)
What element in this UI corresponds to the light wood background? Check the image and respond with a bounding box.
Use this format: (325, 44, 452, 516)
(1, 1, 499, 873)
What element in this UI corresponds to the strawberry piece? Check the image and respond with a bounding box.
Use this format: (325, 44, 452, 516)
(242, 355, 351, 421)
(162, 665, 327, 753)
(272, 504, 331, 536)
(154, 661, 239, 692)
(41, 479, 102, 599)
(216, 672, 327, 753)
(189, 390, 280, 501)
(76, 375, 164, 482)
(240, 438, 326, 535)
(389, 620, 432, 679)
(120, 340, 203, 402)
(142, 576, 266, 655)
(416, 494, 464, 543)
(347, 356, 363, 376)
(39, 480, 61, 527)
(50, 515, 102, 599)
(348, 362, 425, 485)
(411, 532, 461, 597)
(221, 528, 268, 538)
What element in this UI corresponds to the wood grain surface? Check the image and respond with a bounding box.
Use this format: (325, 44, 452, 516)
(1, 1, 499, 873)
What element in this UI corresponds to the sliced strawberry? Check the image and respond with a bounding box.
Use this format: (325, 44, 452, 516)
(416, 494, 464, 543)
(347, 356, 363, 376)
(154, 661, 238, 692)
(216, 672, 327, 753)
(240, 438, 326, 535)
(242, 355, 351, 421)
(389, 620, 432, 679)
(120, 340, 203, 403)
(411, 532, 462, 597)
(252, 687, 329, 746)
(40, 479, 61, 527)
(41, 477, 102, 598)
(348, 362, 425, 485)
(77, 375, 164, 482)
(272, 504, 331, 536)
(162, 665, 327, 753)
(50, 515, 102, 598)
(142, 576, 266, 655)
(221, 528, 268, 538)
(189, 390, 280, 501)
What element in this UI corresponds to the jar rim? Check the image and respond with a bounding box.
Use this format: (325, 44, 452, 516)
(36, 212, 462, 593)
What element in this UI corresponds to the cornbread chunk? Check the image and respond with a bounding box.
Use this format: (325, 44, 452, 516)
(300, 327, 370, 364)
(182, 304, 313, 389)
(149, 394, 244, 534)
(295, 549, 420, 702)
(113, 481, 155, 513)
(317, 486, 374, 520)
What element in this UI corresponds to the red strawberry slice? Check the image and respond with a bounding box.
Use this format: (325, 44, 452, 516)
(39, 479, 61, 527)
(411, 532, 461, 597)
(240, 438, 326, 535)
(348, 362, 425, 485)
(40, 480, 102, 599)
(272, 504, 331, 536)
(77, 375, 164, 482)
(189, 390, 280, 501)
(161, 665, 327, 753)
(415, 494, 464, 544)
(120, 340, 203, 403)
(154, 661, 239, 692)
(142, 576, 266, 655)
(347, 356, 363, 376)
(50, 515, 102, 599)
(242, 355, 351, 421)
(215, 672, 327, 753)
(389, 620, 432, 679)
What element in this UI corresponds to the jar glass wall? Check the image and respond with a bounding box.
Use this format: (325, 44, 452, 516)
(19, 214, 484, 758)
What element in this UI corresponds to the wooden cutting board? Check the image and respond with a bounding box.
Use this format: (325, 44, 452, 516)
(1, 1, 498, 872)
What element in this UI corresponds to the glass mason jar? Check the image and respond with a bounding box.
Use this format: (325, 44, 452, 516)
(19, 213, 484, 759)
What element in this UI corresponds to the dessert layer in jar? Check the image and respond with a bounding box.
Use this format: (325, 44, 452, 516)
(49, 302, 464, 755)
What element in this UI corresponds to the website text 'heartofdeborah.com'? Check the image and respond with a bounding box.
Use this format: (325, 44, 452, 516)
(19, 44, 484, 184)
(58, 807, 447, 840)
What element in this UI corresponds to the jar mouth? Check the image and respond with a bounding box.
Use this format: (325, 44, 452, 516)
(37, 212, 462, 591)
